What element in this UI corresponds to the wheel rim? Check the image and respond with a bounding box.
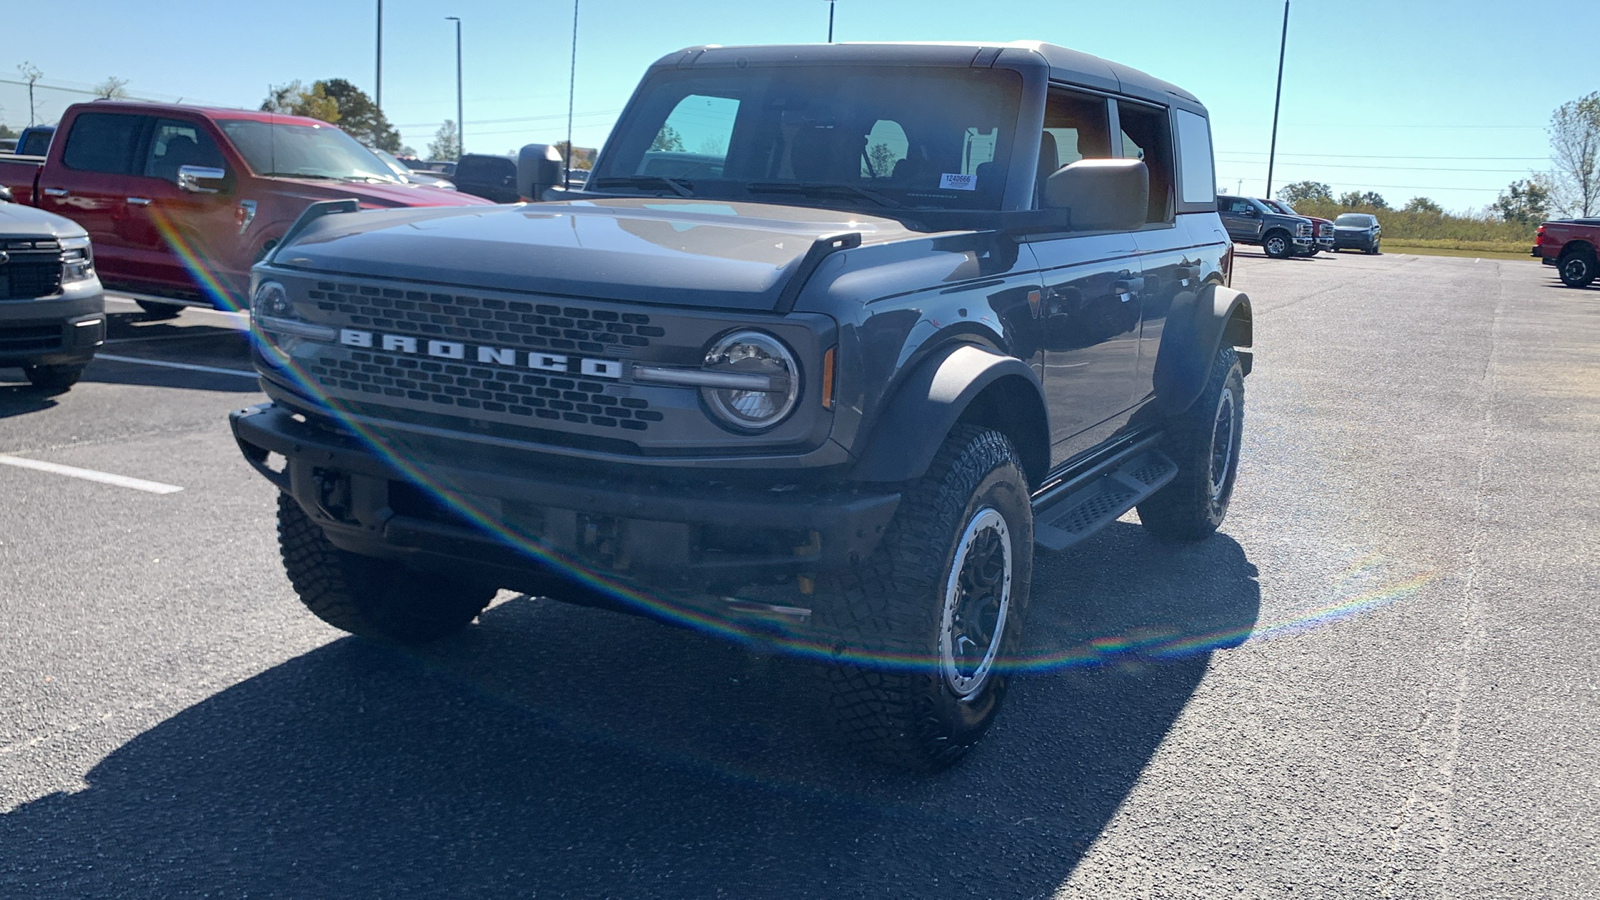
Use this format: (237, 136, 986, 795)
(939, 507, 1012, 698)
(1563, 257, 1588, 281)
(1266, 236, 1285, 256)
(1209, 386, 1238, 502)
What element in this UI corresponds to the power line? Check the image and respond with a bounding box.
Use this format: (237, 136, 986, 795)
(1220, 151, 1547, 161)
(393, 109, 621, 129)
(1216, 176, 1505, 193)
(1217, 160, 1535, 173)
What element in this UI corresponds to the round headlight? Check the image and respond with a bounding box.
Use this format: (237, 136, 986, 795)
(252, 281, 294, 320)
(701, 331, 800, 431)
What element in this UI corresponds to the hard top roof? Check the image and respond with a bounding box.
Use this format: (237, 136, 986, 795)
(653, 41, 1205, 114)
(71, 100, 339, 129)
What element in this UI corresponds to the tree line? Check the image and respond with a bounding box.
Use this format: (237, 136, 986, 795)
(1273, 91, 1600, 226)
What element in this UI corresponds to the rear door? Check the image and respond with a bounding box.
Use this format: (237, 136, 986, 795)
(37, 111, 152, 287)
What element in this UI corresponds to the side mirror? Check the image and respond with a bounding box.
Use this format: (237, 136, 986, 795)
(0, 184, 12, 203)
(178, 165, 227, 194)
(516, 144, 565, 201)
(1043, 158, 1149, 232)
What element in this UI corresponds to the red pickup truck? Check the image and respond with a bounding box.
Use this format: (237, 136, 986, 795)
(1533, 218, 1600, 288)
(0, 101, 490, 315)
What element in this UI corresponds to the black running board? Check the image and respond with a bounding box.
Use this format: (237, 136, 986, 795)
(1031, 438, 1178, 552)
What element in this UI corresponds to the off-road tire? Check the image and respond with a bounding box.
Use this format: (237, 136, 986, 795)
(136, 300, 184, 320)
(1262, 230, 1292, 259)
(23, 363, 86, 392)
(1138, 346, 1244, 542)
(814, 424, 1033, 772)
(276, 493, 495, 643)
(1558, 247, 1596, 288)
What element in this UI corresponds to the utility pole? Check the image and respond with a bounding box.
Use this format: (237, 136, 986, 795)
(375, 0, 383, 111)
(1265, 0, 1289, 199)
(826, 0, 836, 43)
(565, 0, 578, 187)
(447, 16, 463, 158)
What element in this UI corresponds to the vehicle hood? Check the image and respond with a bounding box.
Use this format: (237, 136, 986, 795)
(271, 198, 919, 311)
(271, 177, 490, 209)
(0, 199, 86, 238)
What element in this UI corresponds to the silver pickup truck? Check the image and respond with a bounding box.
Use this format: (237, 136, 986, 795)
(0, 184, 104, 390)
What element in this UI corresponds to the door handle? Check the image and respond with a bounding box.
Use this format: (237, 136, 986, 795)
(127, 197, 152, 206)
(1113, 276, 1145, 301)
(42, 187, 69, 198)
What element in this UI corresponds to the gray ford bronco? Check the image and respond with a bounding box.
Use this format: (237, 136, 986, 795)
(231, 41, 1252, 771)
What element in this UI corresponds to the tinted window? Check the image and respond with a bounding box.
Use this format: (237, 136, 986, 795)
(143, 119, 226, 181)
(1335, 214, 1372, 226)
(62, 113, 147, 175)
(457, 156, 513, 184)
(1173, 109, 1215, 205)
(1042, 89, 1110, 167)
(1116, 101, 1175, 224)
(18, 129, 53, 157)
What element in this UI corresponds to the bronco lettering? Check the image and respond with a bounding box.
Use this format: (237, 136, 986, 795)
(337, 328, 622, 379)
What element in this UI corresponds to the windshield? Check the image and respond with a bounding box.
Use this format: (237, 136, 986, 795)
(372, 148, 413, 177)
(1335, 214, 1372, 226)
(1265, 200, 1295, 215)
(219, 119, 397, 183)
(592, 66, 1024, 211)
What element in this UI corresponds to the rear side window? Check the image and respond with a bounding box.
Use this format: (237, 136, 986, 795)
(458, 156, 514, 185)
(1173, 110, 1215, 205)
(62, 113, 148, 175)
(1115, 101, 1175, 224)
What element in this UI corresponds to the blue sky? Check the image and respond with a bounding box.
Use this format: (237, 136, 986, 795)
(4, 0, 1593, 213)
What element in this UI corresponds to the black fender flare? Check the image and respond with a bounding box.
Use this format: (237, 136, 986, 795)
(851, 343, 1048, 485)
(1151, 283, 1253, 416)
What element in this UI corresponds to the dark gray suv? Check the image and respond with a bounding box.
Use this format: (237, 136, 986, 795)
(232, 41, 1253, 770)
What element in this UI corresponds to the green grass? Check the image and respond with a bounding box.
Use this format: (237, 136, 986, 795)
(1378, 242, 1535, 261)
(1294, 200, 1537, 246)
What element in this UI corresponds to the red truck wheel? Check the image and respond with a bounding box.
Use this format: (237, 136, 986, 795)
(1559, 249, 1596, 288)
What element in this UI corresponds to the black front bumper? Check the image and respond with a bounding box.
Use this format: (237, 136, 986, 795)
(0, 290, 105, 367)
(230, 402, 900, 593)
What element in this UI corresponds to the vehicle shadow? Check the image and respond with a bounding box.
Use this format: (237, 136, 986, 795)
(0, 522, 1259, 899)
(0, 381, 59, 418)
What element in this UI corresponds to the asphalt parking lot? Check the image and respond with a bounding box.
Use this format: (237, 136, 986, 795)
(2, 254, 1597, 898)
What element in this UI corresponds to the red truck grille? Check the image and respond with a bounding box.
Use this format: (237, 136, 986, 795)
(0, 239, 63, 301)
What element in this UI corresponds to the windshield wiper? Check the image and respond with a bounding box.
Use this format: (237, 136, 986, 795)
(260, 172, 339, 181)
(590, 175, 694, 197)
(745, 182, 902, 209)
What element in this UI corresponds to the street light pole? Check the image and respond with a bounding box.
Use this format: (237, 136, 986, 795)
(565, 0, 578, 187)
(375, 0, 383, 111)
(1265, 0, 1289, 199)
(826, 0, 836, 43)
(446, 16, 463, 159)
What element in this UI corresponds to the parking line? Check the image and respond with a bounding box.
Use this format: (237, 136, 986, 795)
(93, 354, 258, 380)
(0, 455, 184, 494)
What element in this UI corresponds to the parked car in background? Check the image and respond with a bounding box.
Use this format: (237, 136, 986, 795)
(1533, 217, 1600, 287)
(0, 102, 489, 317)
(1333, 213, 1382, 254)
(1261, 198, 1333, 255)
(0, 139, 16, 154)
(404, 159, 457, 178)
(1217, 195, 1313, 259)
(451, 153, 521, 203)
(372, 149, 456, 190)
(9, 126, 56, 158)
(1, 184, 105, 391)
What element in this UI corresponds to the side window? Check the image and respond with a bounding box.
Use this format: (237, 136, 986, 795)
(1036, 88, 1111, 208)
(1115, 101, 1175, 225)
(1173, 111, 1216, 206)
(642, 93, 738, 178)
(143, 119, 226, 181)
(61, 113, 148, 175)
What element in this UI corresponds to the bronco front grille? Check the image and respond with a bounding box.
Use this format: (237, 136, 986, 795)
(305, 348, 663, 432)
(308, 282, 665, 356)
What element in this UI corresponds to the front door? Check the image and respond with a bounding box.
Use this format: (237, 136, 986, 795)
(127, 117, 240, 305)
(1216, 196, 1262, 244)
(1027, 232, 1144, 467)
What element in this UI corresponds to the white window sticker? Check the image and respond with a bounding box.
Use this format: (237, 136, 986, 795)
(940, 173, 978, 191)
